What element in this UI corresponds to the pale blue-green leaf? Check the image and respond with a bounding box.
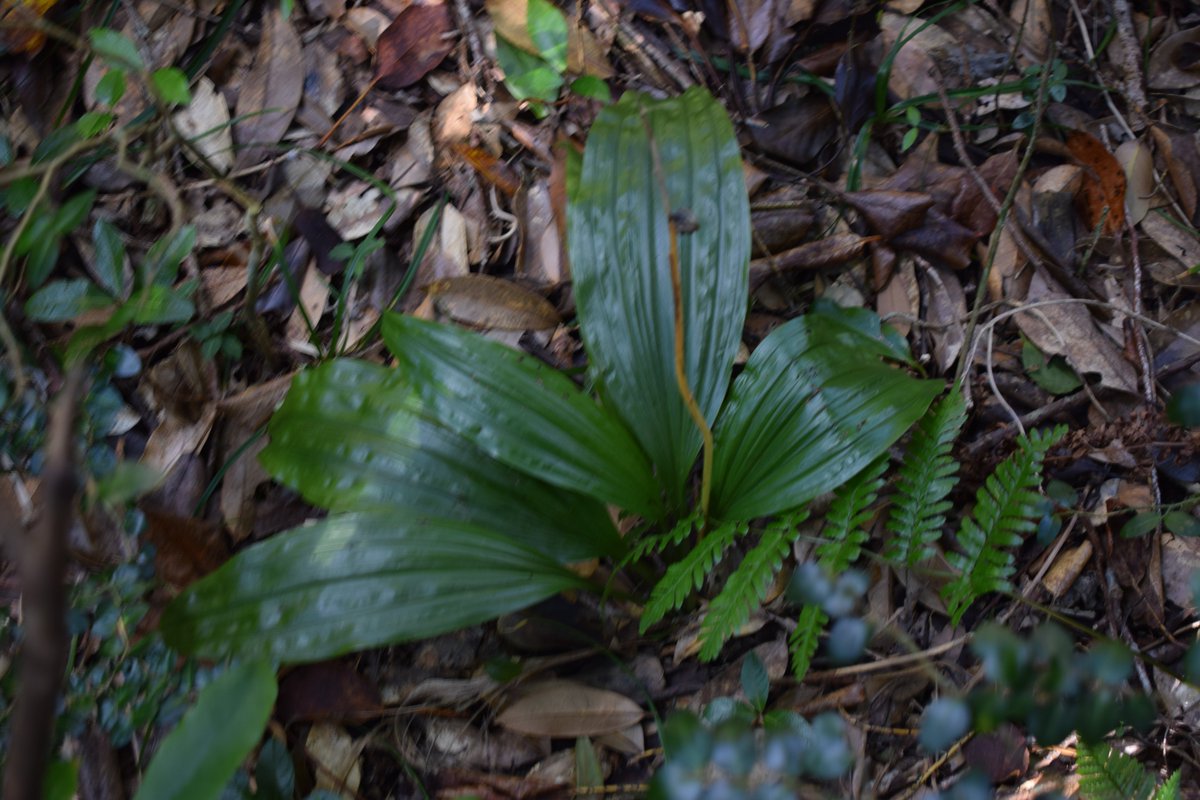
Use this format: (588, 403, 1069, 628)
(568, 87, 750, 509)
(143, 225, 196, 286)
(259, 358, 623, 561)
(89, 28, 145, 71)
(132, 660, 276, 800)
(25, 279, 113, 322)
(161, 514, 587, 662)
(381, 313, 662, 519)
(92, 219, 127, 297)
(710, 313, 941, 521)
(95, 69, 126, 107)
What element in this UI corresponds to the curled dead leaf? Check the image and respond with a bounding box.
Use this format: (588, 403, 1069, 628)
(375, 3, 456, 90)
(426, 274, 560, 330)
(495, 680, 643, 738)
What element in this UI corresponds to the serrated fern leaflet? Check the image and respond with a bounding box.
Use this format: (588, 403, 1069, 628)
(641, 519, 746, 632)
(699, 510, 807, 661)
(790, 458, 886, 679)
(942, 426, 1064, 624)
(885, 391, 966, 566)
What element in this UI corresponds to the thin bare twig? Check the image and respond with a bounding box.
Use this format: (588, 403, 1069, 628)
(2, 364, 86, 800)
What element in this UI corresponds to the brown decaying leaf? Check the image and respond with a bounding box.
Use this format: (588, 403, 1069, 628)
(749, 233, 876, 288)
(748, 95, 838, 168)
(425, 274, 561, 330)
(277, 661, 383, 724)
(843, 191, 934, 240)
(1147, 27, 1200, 91)
(217, 374, 294, 540)
(1065, 130, 1127, 235)
(453, 143, 522, 197)
(890, 208, 979, 270)
(374, 2, 455, 90)
(515, 180, 565, 286)
(1015, 268, 1137, 394)
(1150, 126, 1198, 223)
(173, 77, 233, 175)
(495, 680, 644, 738)
(920, 262, 966, 373)
(233, 9, 303, 169)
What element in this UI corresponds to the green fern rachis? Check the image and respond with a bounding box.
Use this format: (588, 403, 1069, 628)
(698, 510, 808, 661)
(885, 391, 966, 566)
(942, 426, 1065, 624)
(641, 520, 746, 632)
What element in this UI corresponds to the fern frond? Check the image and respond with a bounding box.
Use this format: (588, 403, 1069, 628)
(1076, 741, 1159, 800)
(942, 426, 1064, 624)
(641, 520, 745, 632)
(698, 512, 807, 661)
(1152, 771, 1180, 800)
(789, 604, 828, 680)
(885, 391, 966, 566)
(627, 510, 701, 564)
(784, 460, 885, 678)
(817, 456, 887, 571)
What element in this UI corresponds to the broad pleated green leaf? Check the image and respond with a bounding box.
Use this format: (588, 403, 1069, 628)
(260, 359, 622, 561)
(132, 660, 276, 800)
(162, 514, 587, 663)
(381, 313, 662, 519)
(710, 313, 942, 521)
(568, 87, 750, 509)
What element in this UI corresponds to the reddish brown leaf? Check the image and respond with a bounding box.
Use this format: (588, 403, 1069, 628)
(890, 208, 979, 270)
(425, 274, 561, 330)
(843, 191, 934, 239)
(375, 3, 455, 90)
(749, 234, 876, 288)
(1065, 129, 1126, 235)
(277, 661, 383, 724)
(452, 143, 522, 197)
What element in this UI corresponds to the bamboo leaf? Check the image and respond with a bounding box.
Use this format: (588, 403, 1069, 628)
(568, 87, 751, 509)
(162, 514, 587, 663)
(260, 359, 623, 562)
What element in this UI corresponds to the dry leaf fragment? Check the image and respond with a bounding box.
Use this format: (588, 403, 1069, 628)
(749, 233, 875, 288)
(306, 723, 362, 795)
(921, 263, 966, 372)
(1065, 130, 1127, 235)
(1148, 27, 1200, 90)
(496, 680, 644, 738)
(233, 9, 303, 169)
(1041, 540, 1093, 597)
(1150, 126, 1199, 222)
(1115, 139, 1155, 225)
(425, 274, 560, 330)
(173, 77, 233, 174)
(374, 3, 455, 90)
(1015, 268, 1138, 393)
(843, 191, 934, 239)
